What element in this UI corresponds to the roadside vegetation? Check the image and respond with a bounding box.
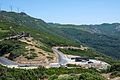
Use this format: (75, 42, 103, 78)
(0, 66, 106, 80)
(106, 63, 120, 78)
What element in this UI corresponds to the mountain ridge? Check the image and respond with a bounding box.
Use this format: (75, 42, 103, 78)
(49, 23, 120, 59)
(0, 11, 120, 60)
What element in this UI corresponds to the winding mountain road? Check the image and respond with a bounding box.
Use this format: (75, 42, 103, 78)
(0, 34, 110, 70)
(52, 47, 70, 65)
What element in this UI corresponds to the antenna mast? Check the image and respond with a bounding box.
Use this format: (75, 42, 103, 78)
(10, 5, 13, 12)
(0, 4, 1, 11)
(10, 0, 13, 12)
(17, 8, 19, 13)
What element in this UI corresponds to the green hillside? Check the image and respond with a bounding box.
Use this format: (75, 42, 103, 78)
(0, 11, 120, 80)
(49, 23, 120, 59)
(0, 11, 83, 63)
(0, 11, 119, 61)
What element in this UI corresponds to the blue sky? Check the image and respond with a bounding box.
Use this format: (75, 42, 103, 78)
(0, 0, 120, 24)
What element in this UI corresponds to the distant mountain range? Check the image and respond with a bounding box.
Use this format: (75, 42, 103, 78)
(49, 23, 120, 59)
(0, 11, 120, 59)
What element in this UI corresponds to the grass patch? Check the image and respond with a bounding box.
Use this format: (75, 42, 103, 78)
(59, 48, 101, 59)
(25, 52, 38, 60)
(0, 28, 9, 33)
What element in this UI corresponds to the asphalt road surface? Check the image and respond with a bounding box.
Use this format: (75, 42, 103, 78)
(52, 47, 70, 65)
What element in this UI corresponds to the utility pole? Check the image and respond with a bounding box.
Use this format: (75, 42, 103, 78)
(17, 8, 19, 13)
(0, 4, 2, 11)
(10, 0, 13, 12)
(10, 5, 13, 12)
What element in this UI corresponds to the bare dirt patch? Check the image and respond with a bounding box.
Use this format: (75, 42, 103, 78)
(15, 37, 57, 66)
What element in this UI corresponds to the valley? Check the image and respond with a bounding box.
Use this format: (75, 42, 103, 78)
(0, 11, 120, 80)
